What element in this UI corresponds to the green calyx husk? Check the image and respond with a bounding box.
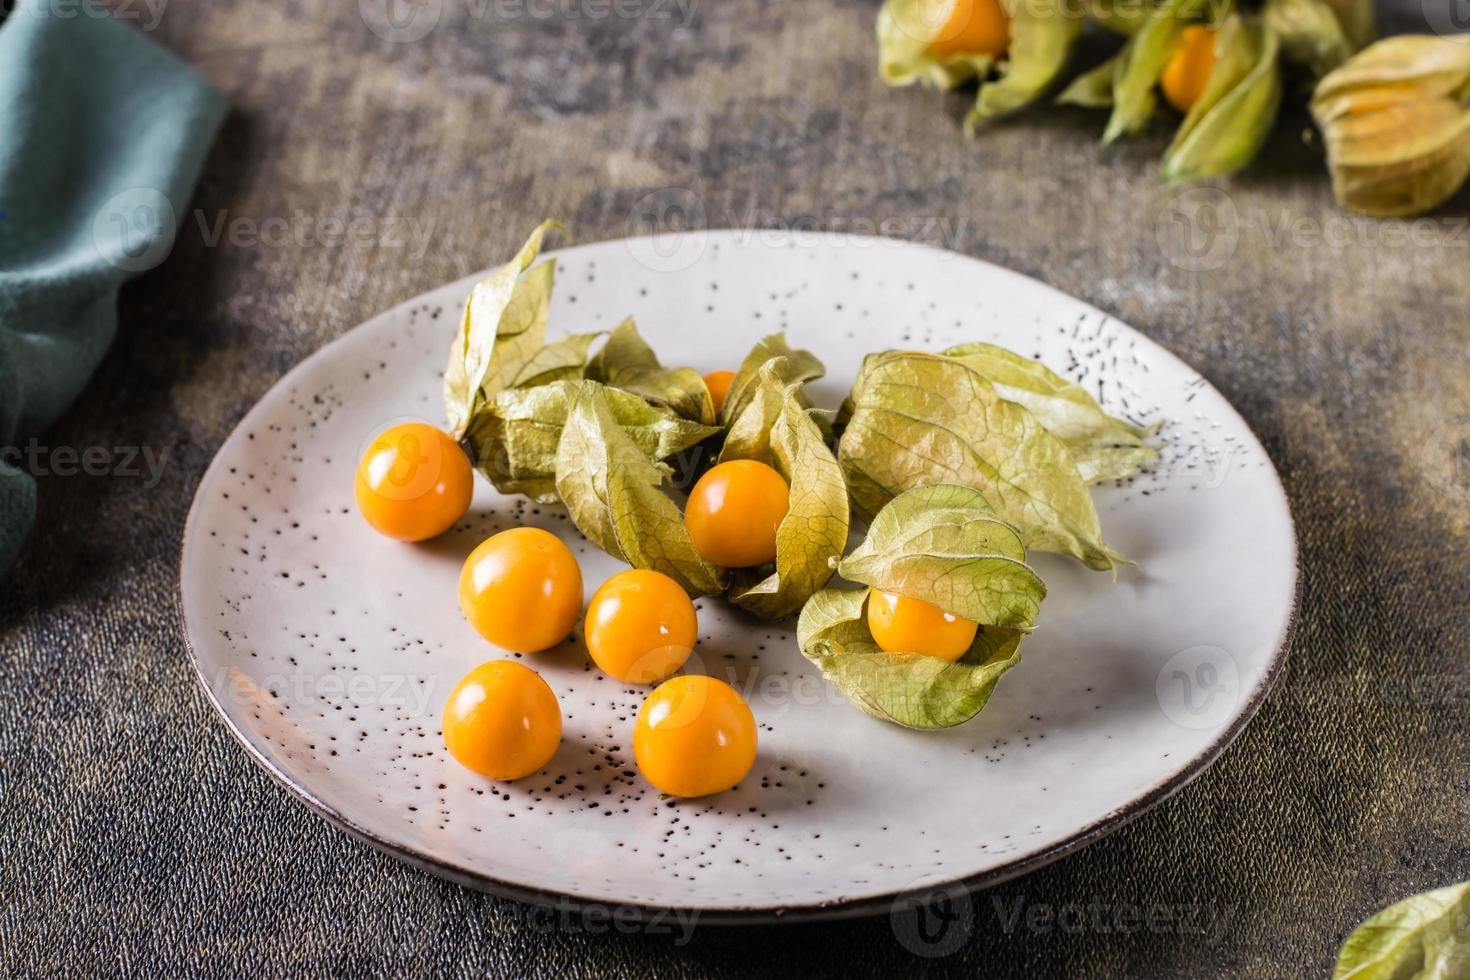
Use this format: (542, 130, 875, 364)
(965, 0, 1084, 132)
(722, 332, 826, 427)
(797, 485, 1045, 730)
(1263, 0, 1364, 79)
(876, 0, 1082, 127)
(585, 318, 717, 425)
(444, 221, 566, 440)
(837, 484, 1045, 628)
(878, 0, 997, 90)
(1102, 0, 1214, 144)
(443, 232, 843, 615)
(1074, 2, 1286, 183)
(942, 342, 1160, 483)
(445, 245, 720, 502)
(1161, 12, 1284, 184)
(1331, 879, 1470, 980)
(445, 226, 1153, 635)
(507, 331, 602, 389)
(882, 0, 1380, 184)
(1057, 51, 1124, 108)
(1082, 0, 1376, 182)
(549, 333, 845, 616)
(1316, 0, 1374, 54)
(1067, 0, 1374, 184)
(555, 380, 726, 597)
(465, 381, 718, 503)
(836, 348, 1153, 570)
(718, 359, 849, 619)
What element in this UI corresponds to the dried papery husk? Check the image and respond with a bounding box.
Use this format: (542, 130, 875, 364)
(1311, 36, 1470, 217)
(1319, 98, 1470, 216)
(1312, 35, 1470, 121)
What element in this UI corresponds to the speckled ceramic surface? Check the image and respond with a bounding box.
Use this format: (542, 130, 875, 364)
(179, 232, 1296, 920)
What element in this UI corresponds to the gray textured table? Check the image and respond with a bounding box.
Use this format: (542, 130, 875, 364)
(4, 1, 1468, 976)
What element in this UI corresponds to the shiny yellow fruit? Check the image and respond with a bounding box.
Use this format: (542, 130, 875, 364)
(1161, 25, 1218, 114)
(442, 660, 561, 780)
(704, 369, 736, 416)
(354, 422, 473, 541)
(633, 675, 757, 798)
(684, 459, 789, 568)
(929, 0, 1010, 59)
(866, 588, 979, 661)
(459, 528, 583, 652)
(584, 569, 697, 683)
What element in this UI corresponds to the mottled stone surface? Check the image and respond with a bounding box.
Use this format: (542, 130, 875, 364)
(3, 1, 1467, 977)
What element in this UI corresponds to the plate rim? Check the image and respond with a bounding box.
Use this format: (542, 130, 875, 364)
(177, 229, 1300, 925)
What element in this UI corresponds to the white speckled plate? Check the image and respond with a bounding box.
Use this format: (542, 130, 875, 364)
(180, 232, 1296, 922)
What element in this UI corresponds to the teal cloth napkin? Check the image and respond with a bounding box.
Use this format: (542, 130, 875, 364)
(0, 0, 225, 576)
